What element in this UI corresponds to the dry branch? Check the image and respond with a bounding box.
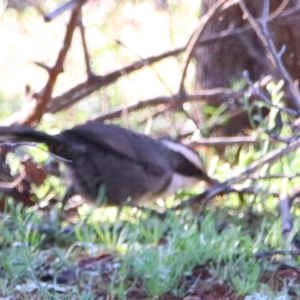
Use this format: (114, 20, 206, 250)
(240, 0, 300, 113)
(47, 0, 300, 116)
(189, 136, 258, 147)
(3, 0, 85, 127)
(91, 89, 244, 122)
(43, 0, 87, 22)
(2, 0, 299, 125)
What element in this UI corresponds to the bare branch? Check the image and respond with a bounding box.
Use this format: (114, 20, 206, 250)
(243, 71, 298, 116)
(91, 89, 244, 122)
(3, 1, 85, 127)
(78, 11, 93, 78)
(255, 249, 300, 259)
(240, 138, 300, 177)
(43, 0, 87, 22)
(271, 0, 291, 19)
(189, 136, 259, 147)
(240, 0, 300, 113)
(278, 192, 296, 240)
(3, 0, 300, 124)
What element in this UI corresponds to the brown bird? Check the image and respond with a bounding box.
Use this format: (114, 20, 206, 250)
(0, 121, 215, 206)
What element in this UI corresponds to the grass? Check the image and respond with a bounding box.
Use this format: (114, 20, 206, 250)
(0, 195, 299, 299)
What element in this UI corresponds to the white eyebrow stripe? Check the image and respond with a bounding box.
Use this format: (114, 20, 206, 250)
(161, 139, 205, 171)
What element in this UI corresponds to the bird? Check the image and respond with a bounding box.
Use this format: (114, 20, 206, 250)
(0, 121, 216, 206)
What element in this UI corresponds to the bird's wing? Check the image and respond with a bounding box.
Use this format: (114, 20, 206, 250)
(62, 121, 169, 175)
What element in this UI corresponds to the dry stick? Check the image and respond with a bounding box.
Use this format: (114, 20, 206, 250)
(255, 249, 300, 259)
(43, 0, 87, 22)
(78, 11, 93, 78)
(116, 39, 174, 96)
(271, 0, 290, 19)
(2, 1, 85, 127)
(260, 189, 300, 257)
(278, 190, 300, 240)
(92, 89, 244, 122)
(93, 75, 275, 123)
(45, 4, 300, 114)
(243, 72, 297, 117)
(189, 136, 259, 147)
(239, 0, 300, 114)
(46, 48, 182, 113)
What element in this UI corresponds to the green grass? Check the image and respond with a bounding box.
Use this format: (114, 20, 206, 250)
(0, 196, 299, 299)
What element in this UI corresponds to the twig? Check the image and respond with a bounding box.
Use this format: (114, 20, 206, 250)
(3, 1, 85, 127)
(279, 194, 294, 239)
(255, 249, 300, 259)
(43, 0, 87, 22)
(78, 11, 93, 78)
(243, 71, 297, 117)
(0, 175, 24, 190)
(189, 136, 258, 147)
(45, 48, 183, 113)
(240, 0, 300, 113)
(91, 89, 244, 122)
(271, 0, 290, 19)
(278, 189, 300, 241)
(240, 138, 300, 177)
(175, 137, 300, 209)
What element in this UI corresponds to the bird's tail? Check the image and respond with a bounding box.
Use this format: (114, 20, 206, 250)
(0, 126, 58, 144)
(0, 126, 68, 157)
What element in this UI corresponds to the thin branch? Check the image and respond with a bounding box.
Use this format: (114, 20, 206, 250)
(271, 0, 290, 19)
(255, 249, 300, 259)
(174, 137, 300, 209)
(240, 139, 300, 177)
(91, 89, 244, 122)
(243, 71, 298, 116)
(78, 11, 93, 78)
(240, 0, 300, 113)
(189, 136, 259, 147)
(278, 192, 296, 239)
(46, 48, 183, 113)
(3, 1, 85, 127)
(47, 2, 300, 115)
(43, 0, 87, 22)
